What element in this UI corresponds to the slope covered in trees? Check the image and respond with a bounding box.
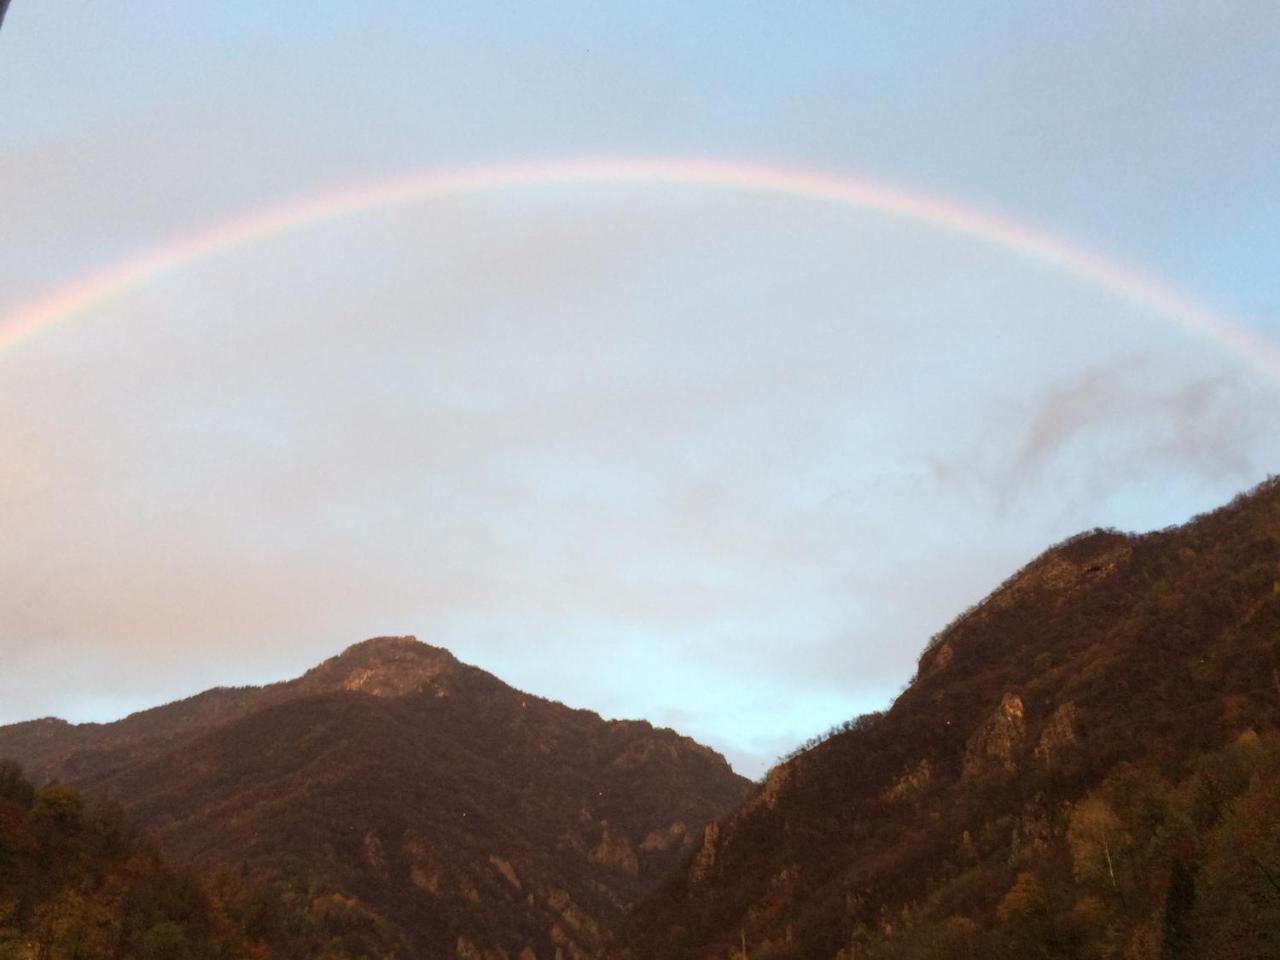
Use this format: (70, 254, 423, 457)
(0, 638, 749, 959)
(0, 762, 406, 959)
(608, 477, 1280, 960)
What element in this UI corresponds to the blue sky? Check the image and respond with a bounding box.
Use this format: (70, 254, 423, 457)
(2, 3, 1279, 775)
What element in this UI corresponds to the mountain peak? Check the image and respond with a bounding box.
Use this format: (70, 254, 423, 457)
(298, 634, 463, 698)
(337, 633, 436, 658)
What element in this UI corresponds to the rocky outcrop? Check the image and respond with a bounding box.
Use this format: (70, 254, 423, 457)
(455, 936, 509, 960)
(296, 635, 460, 698)
(920, 640, 954, 677)
(589, 821, 639, 876)
(545, 886, 600, 953)
(963, 693, 1025, 779)
(489, 855, 522, 890)
(692, 822, 720, 882)
(1034, 701, 1079, 771)
(639, 821, 688, 853)
(741, 762, 793, 817)
(986, 537, 1132, 615)
(885, 758, 933, 801)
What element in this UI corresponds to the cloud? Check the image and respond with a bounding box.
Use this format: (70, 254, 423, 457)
(1015, 359, 1255, 481)
(929, 358, 1268, 524)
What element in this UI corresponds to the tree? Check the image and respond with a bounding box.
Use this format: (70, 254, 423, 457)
(32, 784, 82, 837)
(0, 764, 33, 810)
(1068, 799, 1125, 900)
(142, 921, 193, 960)
(996, 872, 1046, 924)
(1160, 861, 1195, 960)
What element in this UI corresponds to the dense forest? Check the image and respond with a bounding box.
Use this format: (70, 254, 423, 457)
(0, 762, 404, 959)
(608, 477, 1280, 960)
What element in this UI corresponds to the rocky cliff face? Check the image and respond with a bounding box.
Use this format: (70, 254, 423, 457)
(962, 691, 1025, 779)
(608, 477, 1280, 960)
(293, 634, 462, 697)
(0, 637, 750, 959)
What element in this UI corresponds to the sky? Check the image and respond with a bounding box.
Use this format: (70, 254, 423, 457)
(2, 3, 1279, 777)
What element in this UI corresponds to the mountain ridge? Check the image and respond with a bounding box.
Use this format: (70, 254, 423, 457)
(1, 634, 734, 785)
(608, 475, 1280, 960)
(0, 636, 750, 958)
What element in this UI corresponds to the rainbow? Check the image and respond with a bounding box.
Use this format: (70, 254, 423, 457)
(3, 156, 1277, 376)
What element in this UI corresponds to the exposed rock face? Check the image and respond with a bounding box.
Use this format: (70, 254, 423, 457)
(691, 822, 720, 882)
(489, 855, 523, 890)
(1034, 701, 1079, 770)
(923, 641, 954, 676)
(963, 692, 1026, 779)
(885, 757, 933, 801)
(296, 635, 459, 698)
(639, 821, 687, 853)
(914, 532, 1134, 683)
(986, 537, 1132, 614)
(589, 822, 640, 877)
(741, 761, 793, 817)
(0, 637, 750, 959)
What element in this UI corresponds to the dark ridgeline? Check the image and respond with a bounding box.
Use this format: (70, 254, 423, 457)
(607, 477, 1280, 960)
(0, 636, 750, 959)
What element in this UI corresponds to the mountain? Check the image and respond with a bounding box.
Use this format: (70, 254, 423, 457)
(0, 636, 750, 959)
(608, 477, 1280, 960)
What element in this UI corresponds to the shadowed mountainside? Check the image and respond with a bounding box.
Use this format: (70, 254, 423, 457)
(0, 761, 421, 959)
(608, 477, 1280, 960)
(0, 637, 750, 959)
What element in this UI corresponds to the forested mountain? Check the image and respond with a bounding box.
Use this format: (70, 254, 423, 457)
(0, 638, 749, 959)
(608, 477, 1280, 960)
(0, 762, 409, 959)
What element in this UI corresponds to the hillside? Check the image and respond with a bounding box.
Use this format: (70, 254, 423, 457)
(0, 762, 415, 959)
(0, 637, 750, 959)
(608, 477, 1280, 960)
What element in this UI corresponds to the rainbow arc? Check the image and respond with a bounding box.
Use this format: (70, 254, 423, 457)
(3, 157, 1276, 376)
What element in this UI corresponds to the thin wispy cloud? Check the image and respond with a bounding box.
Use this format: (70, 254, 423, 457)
(1011, 360, 1254, 485)
(929, 358, 1265, 528)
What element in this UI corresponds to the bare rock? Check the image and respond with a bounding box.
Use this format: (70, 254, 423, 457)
(489, 855, 522, 890)
(640, 821, 687, 852)
(963, 693, 1025, 779)
(1034, 702, 1079, 770)
(589, 822, 639, 877)
(692, 822, 719, 881)
(885, 758, 933, 801)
